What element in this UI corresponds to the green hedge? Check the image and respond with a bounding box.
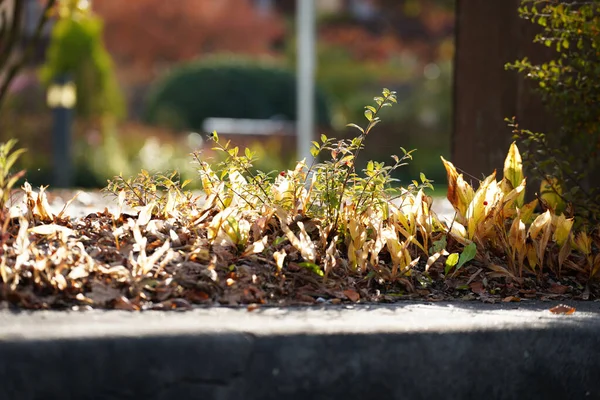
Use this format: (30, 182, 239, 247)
(143, 57, 332, 131)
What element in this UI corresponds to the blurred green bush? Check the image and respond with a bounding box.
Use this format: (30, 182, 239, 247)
(40, 10, 125, 120)
(143, 56, 332, 131)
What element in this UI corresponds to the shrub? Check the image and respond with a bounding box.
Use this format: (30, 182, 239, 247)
(506, 0, 600, 223)
(3, 90, 600, 310)
(40, 5, 125, 119)
(143, 56, 332, 131)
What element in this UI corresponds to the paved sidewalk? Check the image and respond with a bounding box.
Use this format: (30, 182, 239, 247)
(1, 301, 599, 399)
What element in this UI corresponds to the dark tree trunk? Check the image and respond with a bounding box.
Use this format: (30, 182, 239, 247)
(452, 0, 554, 183)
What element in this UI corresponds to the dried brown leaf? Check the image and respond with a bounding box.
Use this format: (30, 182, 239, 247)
(113, 295, 138, 311)
(343, 289, 360, 302)
(549, 304, 576, 315)
(470, 281, 486, 295)
(549, 284, 569, 295)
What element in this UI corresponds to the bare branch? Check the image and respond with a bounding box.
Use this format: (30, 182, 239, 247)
(0, 0, 57, 110)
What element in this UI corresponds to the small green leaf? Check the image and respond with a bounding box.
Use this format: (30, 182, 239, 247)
(346, 123, 364, 134)
(455, 242, 477, 272)
(321, 134, 328, 143)
(4, 148, 26, 172)
(430, 235, 447, 255)
(298, 262, 324, 277)
(445, 253, 459, 274)
(273, 236, 287, 246)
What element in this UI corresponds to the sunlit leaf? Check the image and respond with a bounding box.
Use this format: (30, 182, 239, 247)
(503, 142, 524, 207)
(445, 253, 459, 274)
(298, 262, 324, 277)
(540, 177, 565, 214)
(440, 156, 474, 222)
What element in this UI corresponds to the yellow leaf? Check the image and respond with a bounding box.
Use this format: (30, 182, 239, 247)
(136, 201, 156, 227)
(282, 221, 316, 262)
(273, 249, 286, 272)
(552, 214, 574, 247)
(529, 210, 552, 268)
(572, 232, 591, 256)
(243, 236, 268, 256)
(198, 163, 217, 196)
(558, 240, 571, 274)
(208, 209, 248, 246)
(465, 172, 497, 239)
(440, 156, 474, 221)
(503, 142, 524, 207)
(29, 224, 75, 238)
(508, 217, 526, 254)
(519, 199, 539, 224)
(540, 176, 565, 214)
(501, 178, 526, 216)
(529, 210, 552, 240)
(272, 175, 292, 203)
(37, 186, 55, 221)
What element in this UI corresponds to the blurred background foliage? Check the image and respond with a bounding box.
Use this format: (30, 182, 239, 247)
(1, 0, 454, 190)
(39, 1, 125, 120)
(143, 56, 332, 130)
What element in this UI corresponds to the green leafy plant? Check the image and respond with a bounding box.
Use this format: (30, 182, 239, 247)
(192, 89, 433, 232)
(4, 98, 600, 310)
(0, 139, 26, 211)
(506, 0, 600, 223)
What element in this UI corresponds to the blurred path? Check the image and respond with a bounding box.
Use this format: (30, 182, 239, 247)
(28, 190, 455, 221)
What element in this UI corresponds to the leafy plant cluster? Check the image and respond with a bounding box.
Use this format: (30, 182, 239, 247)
(506, 0, 600, 223)
(1, 89, 600, 310)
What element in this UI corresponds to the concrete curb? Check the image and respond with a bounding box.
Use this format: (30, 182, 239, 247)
(1, 302, 599, 400)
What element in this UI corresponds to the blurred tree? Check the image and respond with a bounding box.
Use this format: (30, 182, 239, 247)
(0, 0, 56, 111)
(92, 0, 286, 84)
(39, 0, 124, 120)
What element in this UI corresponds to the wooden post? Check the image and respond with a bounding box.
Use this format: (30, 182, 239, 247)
(452, 0, 554, 182)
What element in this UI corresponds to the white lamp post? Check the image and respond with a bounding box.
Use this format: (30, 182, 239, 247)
(296, 0, 316, 163)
